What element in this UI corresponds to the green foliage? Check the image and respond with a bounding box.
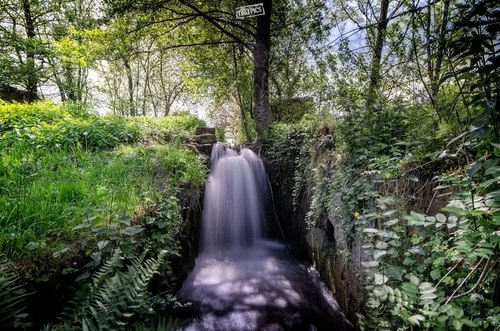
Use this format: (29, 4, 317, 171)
(131, 315, 187, 331)
(0, 263, 31, 330)
(264, 86, 498, 330)
(0, 143, 206, 259)
(0, 101, 204, 152)
(215, 127, 225, 143)
(129, 114, 206, 145)
(46, 249, 168, 330)
(359, 149, 500, 330)
(271, 98, 315, 123)
(0, 102, 207, 259)
(449, 0, 500, 138)
(262, 118, 315, 210)
(0, 101, 207, 331)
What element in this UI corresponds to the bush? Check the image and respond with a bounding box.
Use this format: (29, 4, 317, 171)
(0, 101, 205, 152)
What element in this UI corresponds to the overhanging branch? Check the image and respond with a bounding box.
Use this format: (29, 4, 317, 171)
(130, 40, 248, 56)
(179, 0, 253, 51)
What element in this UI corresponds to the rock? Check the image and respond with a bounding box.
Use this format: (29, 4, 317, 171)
(195, 127, 216, 135)
(194, 133, 216, 145)
(195, 144, 214, 156)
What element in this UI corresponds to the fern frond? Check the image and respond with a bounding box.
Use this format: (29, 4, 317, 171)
(0, 263, 31, 329)
(132, 315, 188, 331)
(55, 249, 168, 330)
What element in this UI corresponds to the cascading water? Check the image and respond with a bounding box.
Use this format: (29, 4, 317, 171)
(200, 145, 266, 254)
(177, 143, 353, 331)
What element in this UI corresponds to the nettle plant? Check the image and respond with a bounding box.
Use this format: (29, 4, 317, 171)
(359, 150, 500, 330)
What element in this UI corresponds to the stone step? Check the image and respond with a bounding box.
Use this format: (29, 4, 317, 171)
(195, 127, 216, 135)
(193, 133, 216, 145)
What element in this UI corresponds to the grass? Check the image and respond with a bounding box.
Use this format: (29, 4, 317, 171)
(0, 101, 207, 260)
(0, 100, 209, 329)
(0, 143, 206, 259)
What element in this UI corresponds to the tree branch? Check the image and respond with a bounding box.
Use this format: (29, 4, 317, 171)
(130, 40, 247, 56)
(179, 1, 252, 50)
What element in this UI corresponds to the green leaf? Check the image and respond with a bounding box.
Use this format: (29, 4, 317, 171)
(419, 282, 436, 292)
(120, 226, 144, 236)
(401, 282, 419, 295)
(73, 223, 92, 230)
(485, 166, 500, 176)
(467, 162, 482, 177)
(408, 314, 425, 326)
(373, 249, 388, 260)
(26, 242, 39, 251)
(409, 246, 426, 255)
(475, 248, 494, 257)
(430, 269, 441, 280)
(120, 216, 131, 226)
(420, 292, 437, 300)
(460, 318, 477, 327)
(442, 205, 468, 216)
(409, 211, 426, 223)
(97, 240, 109, 250)
(375, 241, 389, 249)
(436, 213, 446, 223)
(408, 274, 420, 286)
(361, 261, 380, 268)
(450, 307, 464, 319)
(452, 319, 463, 330)
(374, 273, 388, 285)
(386, 266, 406, 281)
(383, 219, 399, 226)
(156, 221, 168, 229)
(373, 286, 386, 297)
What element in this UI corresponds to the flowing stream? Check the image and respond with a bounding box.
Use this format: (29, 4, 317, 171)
(177, 143, 353, 331)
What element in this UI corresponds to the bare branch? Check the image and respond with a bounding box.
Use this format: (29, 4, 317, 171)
(130, 40, 247, 56)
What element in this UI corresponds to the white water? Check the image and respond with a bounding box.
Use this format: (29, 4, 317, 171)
(177, 143, 353, 331)
(200, 146, 265, 254)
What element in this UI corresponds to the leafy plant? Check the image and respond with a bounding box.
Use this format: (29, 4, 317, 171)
(262, 119, 315, 210)
(0, 263, 31, 330)
(359, 150, 500, 330)
(47, 249, 168, 331)
(0, 101, 205, 153)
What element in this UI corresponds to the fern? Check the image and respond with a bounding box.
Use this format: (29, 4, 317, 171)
(0, 263, 31, 330)
(132, 315, 188, 331)
(48, 248, 168, 331)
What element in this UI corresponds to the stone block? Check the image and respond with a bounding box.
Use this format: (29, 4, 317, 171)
(194, 133, 217, 145)
(195, 127, 216, 135)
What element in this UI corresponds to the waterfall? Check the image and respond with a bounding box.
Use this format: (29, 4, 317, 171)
(176, 142, 354, 331)
(200, 143, 270, 255)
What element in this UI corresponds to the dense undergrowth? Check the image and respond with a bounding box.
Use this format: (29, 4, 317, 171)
(263, 98, 499, 330)
(0, 101, 207, 329)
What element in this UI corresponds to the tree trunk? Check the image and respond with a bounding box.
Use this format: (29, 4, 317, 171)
(232, 45, 252, 142)
(21, 0, 38, 102)
(430, 0, 451, 119)
(366, 0, 390, 109)
(253, 0, 272, 139)
(123, 59, 135, 116)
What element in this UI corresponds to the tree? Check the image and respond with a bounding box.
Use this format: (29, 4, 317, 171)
(366, 0, 390, 108)
(0, 0, 44, 101)
(448, 0, 500, 139)
(408, 0, 457, 120)
(103, 0, 274, 137)
(0, 0, 101, 103)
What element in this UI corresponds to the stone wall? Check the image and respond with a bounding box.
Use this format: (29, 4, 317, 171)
(263, 156, 364, 329)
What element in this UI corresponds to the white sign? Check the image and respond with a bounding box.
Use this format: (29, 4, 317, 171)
(235, 3, 265, 19)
